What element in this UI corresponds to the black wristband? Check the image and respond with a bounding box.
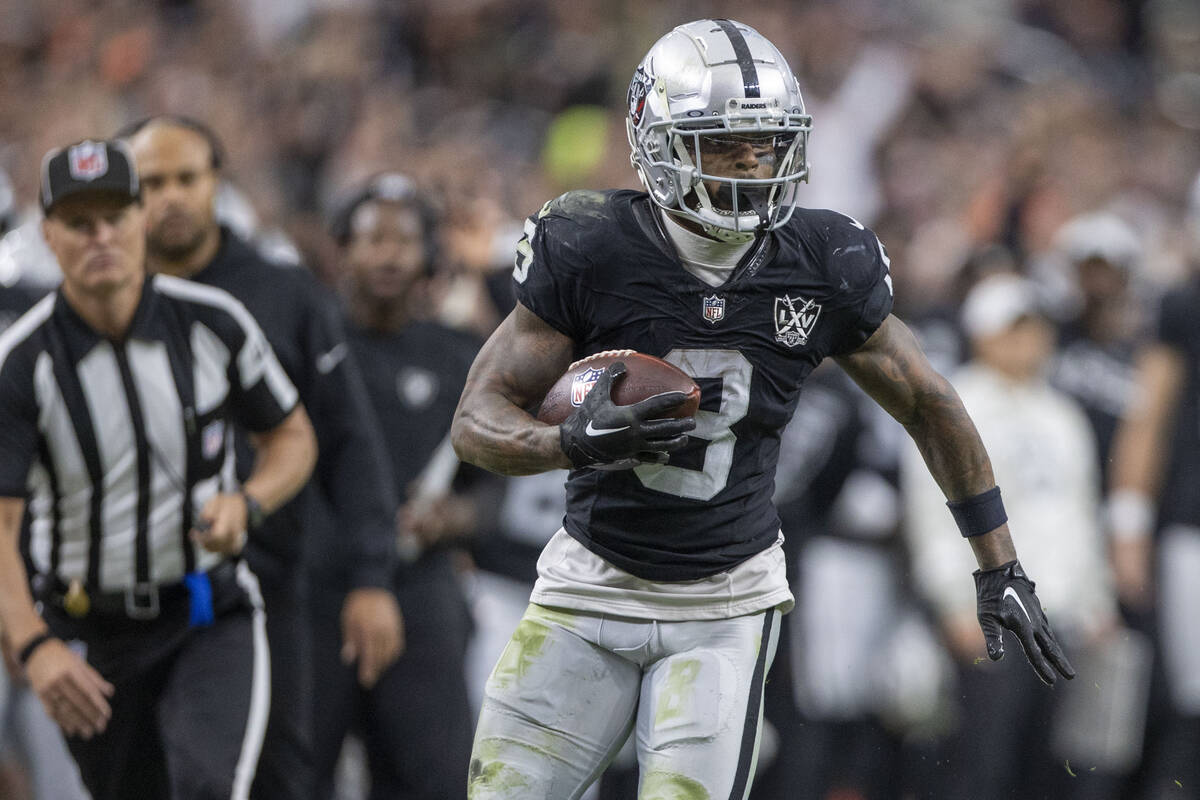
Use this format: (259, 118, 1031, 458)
(947, 486, 1008, 538)
(17, 631, 56, 667)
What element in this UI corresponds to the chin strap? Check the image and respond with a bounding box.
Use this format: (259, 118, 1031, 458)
(700, 221, 756, 244)
(692, 184, 769, 242)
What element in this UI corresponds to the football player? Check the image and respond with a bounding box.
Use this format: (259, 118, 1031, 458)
(451, 19, 1075, 800)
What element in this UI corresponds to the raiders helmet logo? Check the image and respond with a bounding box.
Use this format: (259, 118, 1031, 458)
(774, 294, 821, 347)
(628, 66, 654, 126)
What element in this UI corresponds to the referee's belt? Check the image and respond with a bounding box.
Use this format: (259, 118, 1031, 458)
(43, 560, 239, 622)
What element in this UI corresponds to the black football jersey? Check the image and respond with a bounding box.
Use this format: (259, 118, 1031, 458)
(514, 190, 893, 581)
(348, 320, 482, 495)
(1050, 322, 1140, 487)
(1155, 277, 1200, 530)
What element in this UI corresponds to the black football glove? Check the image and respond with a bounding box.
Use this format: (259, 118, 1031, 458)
(559, 362, 696, 470)
(974, 559, 1076, 686)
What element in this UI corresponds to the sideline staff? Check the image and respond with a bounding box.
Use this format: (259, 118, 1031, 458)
(124, 117, 403, 799)
(312, 173, 479, 799)
(0, 139, 317, 799)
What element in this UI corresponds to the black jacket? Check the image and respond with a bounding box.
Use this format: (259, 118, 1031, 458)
(192, 229, 396, 589)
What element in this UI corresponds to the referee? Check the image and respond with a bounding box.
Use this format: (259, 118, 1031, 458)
(0, 139, 317, 799)
(124, 117, 404, 799)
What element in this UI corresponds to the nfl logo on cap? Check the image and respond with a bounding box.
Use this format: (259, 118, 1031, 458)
(68, 141, 108, 181)
(41, 138, 139, 213)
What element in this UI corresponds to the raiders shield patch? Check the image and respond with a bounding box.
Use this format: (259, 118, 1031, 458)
(774, 294, 821, 348)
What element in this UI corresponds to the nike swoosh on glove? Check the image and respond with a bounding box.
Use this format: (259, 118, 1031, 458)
(558, 361, 696, 470)
(973, 559, 1076, 685)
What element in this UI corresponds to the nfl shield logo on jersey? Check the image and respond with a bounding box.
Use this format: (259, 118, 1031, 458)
(201, 420, 225, 460)
(571, 367, 605, 406)
(702, 294, 726, 324)
(67, 141, 108, 181)
(774, 294, 821, 347)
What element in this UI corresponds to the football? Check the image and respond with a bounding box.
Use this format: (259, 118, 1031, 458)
(535, 350, 701, 425)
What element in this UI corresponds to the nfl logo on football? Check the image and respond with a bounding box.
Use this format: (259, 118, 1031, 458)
(68, 141, 108, 181)
(571, 367, 605, 406)
(702, 294, 725, 324)
(774, 294, 821, 348)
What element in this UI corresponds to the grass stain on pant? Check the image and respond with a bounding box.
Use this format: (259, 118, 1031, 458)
(490, 606, 575, 690)
(641, 770, 710, 800)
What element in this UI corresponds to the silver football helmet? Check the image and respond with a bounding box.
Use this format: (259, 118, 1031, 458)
(626, 19, 812, 242)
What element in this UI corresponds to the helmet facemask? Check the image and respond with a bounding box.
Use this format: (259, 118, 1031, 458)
(672, 112, 809, 240)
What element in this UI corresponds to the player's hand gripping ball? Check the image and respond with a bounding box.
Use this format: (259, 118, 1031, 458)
(539, 350, 701, 470)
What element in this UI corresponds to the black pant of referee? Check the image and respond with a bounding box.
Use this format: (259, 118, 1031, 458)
(41, 559, 270, 800)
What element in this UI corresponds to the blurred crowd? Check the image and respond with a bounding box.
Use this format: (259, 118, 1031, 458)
(2, 0, 1200, 798)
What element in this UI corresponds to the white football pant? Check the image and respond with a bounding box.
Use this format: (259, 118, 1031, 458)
(469, 602, 781, 800)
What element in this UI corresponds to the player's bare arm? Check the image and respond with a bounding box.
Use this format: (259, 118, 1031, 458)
(835, 314, 1015, 568)
(837, 314, 1074, 684)
(452, 302, 576, 475)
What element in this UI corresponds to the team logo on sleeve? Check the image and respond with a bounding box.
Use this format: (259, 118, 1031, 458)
(571, 367, 605, 406)
(774, 294, 821, 347)
(702, 294, 726, 324)
(68, 141, 108, 180)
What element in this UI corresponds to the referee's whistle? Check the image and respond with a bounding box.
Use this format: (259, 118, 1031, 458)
(64, 578, 90, 618)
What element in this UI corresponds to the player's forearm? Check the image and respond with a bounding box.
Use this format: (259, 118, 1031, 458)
(838, 318, 998, 499)
(903, 381, 1016, 568)
(903, 375, 995, 499)
(0, 498, 49, 648)
(837, 318, 1014, 567)
(451, 304, 575, 476)
(451, 392, 571, 476)
(245, 405, 319, 512)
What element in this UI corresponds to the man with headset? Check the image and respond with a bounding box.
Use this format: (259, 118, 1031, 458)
(313, 173, 485, 799)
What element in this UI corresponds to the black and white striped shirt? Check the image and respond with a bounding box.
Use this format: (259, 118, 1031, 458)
(0, 274, 298, 591)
